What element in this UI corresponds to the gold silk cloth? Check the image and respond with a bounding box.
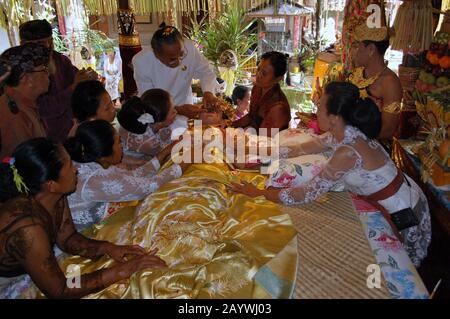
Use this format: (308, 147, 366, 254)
(59, 163, 297, 299)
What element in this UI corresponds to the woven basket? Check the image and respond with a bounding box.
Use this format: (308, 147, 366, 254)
(398, 65, 421, 90)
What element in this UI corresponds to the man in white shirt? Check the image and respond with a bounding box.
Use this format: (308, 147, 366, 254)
(133, 24, 218, 119)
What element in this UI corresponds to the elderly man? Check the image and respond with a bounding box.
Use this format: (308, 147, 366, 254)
(0, 43, 51, 158)
(133, 24, 217, 119)
(19, 19, 97, 143)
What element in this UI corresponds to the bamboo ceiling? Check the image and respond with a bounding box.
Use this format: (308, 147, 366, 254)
(59, 0, 281, 16)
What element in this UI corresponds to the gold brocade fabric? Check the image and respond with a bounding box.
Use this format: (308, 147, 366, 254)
(348, 67, 382, 99)
(383, 101, 402, 114)
(59, 163, 296, 299)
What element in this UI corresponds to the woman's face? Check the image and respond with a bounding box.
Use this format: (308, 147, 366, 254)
(163, 100, 178, 126)
(237, 91, 251, 111)
(316, 93, 331, 132)
(110, 133, 123, 165)
(96, 92, 116, 123)
(53, 147, 78, 195)
(255, 59, 281, 89)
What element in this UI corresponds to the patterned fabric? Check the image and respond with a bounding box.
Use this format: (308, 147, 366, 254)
(68, 159, 182, 231)
(266, 155, 328, 188)
(119, 125, 172, 159)
(353, 195, 429, 298)
(277, 126, 431, 267)
(1, 43, 50, 74)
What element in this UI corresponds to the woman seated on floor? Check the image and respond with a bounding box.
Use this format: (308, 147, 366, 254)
(117, 89, 177, 160)
(68, 80, 117, 137)
(231, 81, 431, 267)
(64, 120, 189, 231)
(0, 138, 166, 298)
(232, 51, 291, 136)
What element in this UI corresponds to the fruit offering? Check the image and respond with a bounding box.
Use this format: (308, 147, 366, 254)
(415, 32, 450, 94)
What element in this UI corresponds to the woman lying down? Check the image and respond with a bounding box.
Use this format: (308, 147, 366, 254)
(0, 138, 166, 298)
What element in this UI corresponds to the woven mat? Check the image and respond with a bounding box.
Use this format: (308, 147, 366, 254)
(283, 191, 391, 299)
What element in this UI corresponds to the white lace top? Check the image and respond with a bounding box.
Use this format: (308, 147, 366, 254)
(119, 125, 172, 159)
(278, 126, 421, 213)
(68, 157, 182, 231)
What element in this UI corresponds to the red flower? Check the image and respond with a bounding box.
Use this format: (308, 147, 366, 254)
(2, 156, 13, 165)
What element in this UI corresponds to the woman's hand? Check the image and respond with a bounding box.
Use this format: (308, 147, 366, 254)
(117, 249, 167, 278)
(101, 243, 146, 263)
(230, 181, 264, 198)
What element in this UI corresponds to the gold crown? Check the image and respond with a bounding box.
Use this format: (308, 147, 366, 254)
(353, 23, 390, 42)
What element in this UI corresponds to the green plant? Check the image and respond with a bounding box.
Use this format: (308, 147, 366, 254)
(294, 36, 323, 75)
(52, 28, 71, 55)
(186, 0, 257, 81)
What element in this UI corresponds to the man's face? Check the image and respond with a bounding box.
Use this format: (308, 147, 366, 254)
(22, 36, 54, 51)
(23, 64, 50, 95)
(154, 40, 186, 68)
(352, 42, 371, 67)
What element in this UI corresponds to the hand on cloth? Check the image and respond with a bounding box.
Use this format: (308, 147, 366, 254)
(116, 248, 167, 278)
(100, 242, 147, 263)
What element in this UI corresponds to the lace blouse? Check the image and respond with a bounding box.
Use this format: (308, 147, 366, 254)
(68, 158, 182, 231)
(119, 125, 172, 159)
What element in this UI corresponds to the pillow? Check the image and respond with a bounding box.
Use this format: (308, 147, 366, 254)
(275, 128, 317, 147)
(265, 154, 328, 188)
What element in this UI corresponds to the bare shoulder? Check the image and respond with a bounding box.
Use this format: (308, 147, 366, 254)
(382, 68, 401, 87)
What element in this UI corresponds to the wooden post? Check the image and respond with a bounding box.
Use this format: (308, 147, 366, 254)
(166, 0, 178, 28)
(117, 0, 142, 98)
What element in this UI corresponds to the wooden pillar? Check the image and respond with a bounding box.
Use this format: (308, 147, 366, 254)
(117, 0, 142, 98)
(55, 0, 67, 36)
(166, 0, 178, 28)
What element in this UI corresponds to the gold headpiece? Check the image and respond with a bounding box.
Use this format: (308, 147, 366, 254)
(353, 23, 390, 42)
(162, 26, 175, 36)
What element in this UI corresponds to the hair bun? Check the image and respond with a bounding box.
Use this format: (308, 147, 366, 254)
(158, 22, 167, 29)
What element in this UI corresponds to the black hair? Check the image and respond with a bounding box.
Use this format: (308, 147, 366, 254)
(117, 89, 171, 135)
(0, 138, 65, 203)
(231, 85, 250, 105)
(19, 19, 52, 42)
(71, 80, 107, 122)
(223, 96, 233, 105)
(362, 40, 390, 56)
(151, 24, 183, 52)
(64, 120, 116, 163)
(324, 81, 381, 139)
(260, 51, 291, 85)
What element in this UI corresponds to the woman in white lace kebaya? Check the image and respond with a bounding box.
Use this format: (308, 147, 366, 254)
(64, 120, 186, 231)
(117, 89, 177, 160)
(231, 82, 431, 266)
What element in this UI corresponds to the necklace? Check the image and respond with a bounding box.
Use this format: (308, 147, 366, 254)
(349, 66, 387, 98)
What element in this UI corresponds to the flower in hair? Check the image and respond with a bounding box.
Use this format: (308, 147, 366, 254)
(162, 27, 175, 36)
(137, 113, 155, 125)
(2, 156, 29, 195)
